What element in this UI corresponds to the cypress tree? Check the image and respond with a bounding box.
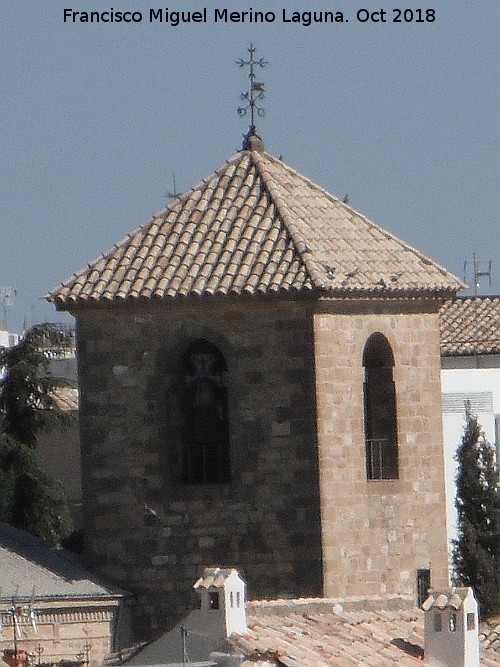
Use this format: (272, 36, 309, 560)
(452, 403, 500, 618)
(0, 324, 74, 446)
(0, 324, 74, 544)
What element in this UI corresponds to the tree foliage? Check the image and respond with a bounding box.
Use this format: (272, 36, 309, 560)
(452, 404, 500, 618)
(0, 324, 75, 545)
(0, 434, 73, 545)
(0, 324, 74, 447)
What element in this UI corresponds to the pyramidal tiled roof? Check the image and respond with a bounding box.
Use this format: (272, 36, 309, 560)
(47, 139, 464, 308)
(439, 295, 500, 356)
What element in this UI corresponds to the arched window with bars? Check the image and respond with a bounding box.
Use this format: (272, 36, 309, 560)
(363, 333, 399, 480)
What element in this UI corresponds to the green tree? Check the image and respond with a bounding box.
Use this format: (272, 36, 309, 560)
(452, 404, 500, 618)
(0, 324, 74, 545)
(0, 324, 74, 446)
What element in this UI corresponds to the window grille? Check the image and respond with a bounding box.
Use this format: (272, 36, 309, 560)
(442, 392, 493, 414)
(363, 333, 399, 480)
(416, 568, 431, 607)
(366, 438, 398, 480)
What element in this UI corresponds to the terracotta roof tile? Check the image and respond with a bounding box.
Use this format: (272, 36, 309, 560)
(51, 387, 79, 411)
(47, 146, 464, 308)
(235, 599, 424, 666)
(193, 567, 239, 590)
(439, 296, 500, 356)
(234, 598, 499, 667)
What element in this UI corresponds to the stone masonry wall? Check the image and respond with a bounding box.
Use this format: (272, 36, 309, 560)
(75, 294, 450, 643)
(75, 296, 323, 640)
(313, 298, 449, 599)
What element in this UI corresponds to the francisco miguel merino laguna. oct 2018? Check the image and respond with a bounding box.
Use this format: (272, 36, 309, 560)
(63, 8, 349, 26)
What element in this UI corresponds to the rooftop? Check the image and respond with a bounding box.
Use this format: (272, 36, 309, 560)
(0, 522, 123, 602)
(233, 597, 500, 667)
(50, 386, 79, 411)
(194, 567, 241, 590)
(439, 295, 500, 356)
(119, 594, 500, 667)
(48, 139, 464, 309)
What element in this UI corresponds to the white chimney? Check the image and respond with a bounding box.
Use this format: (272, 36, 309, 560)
(422, 587, 480, 667)
(193, 567, 247, 637)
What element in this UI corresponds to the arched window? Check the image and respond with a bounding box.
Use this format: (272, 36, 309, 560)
(363, 333, 399, 480)
(181, 339, 230, 484)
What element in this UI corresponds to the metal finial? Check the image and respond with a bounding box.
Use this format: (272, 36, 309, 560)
(236, 44, 267, 134)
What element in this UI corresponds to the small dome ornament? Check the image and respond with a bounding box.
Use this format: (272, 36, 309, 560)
(241, 129, 265, 152)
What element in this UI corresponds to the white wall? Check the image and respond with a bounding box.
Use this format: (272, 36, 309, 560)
(0, 329, 19, 348)
(424, 588, 479, 667)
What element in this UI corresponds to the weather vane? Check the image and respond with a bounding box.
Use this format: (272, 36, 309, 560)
(236, 44, 267, 135)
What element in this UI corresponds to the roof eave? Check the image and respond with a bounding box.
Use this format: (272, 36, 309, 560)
(317, 286, 463, 300)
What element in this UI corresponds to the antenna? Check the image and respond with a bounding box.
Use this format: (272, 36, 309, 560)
(1, 588, 38, 667)
(181, 625, 188, 667)
(165, 172, 179, 200)
(236, 44, 267, 135)
(463, 254, 492, 295)
(0, 286, 17, 326)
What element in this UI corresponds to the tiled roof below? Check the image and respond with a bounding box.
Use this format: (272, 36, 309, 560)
(51, 386, 79, 411)
(236, 599, 424, 666)
(232, 597, 500, 667)
(481, 617, 500, 654)
(439, 295, 500, 356)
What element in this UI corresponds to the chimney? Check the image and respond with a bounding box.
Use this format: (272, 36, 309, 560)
(193, 567, 247, 638)
(422, 587, 480, 667)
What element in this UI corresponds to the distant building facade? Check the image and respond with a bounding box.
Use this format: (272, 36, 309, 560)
(0, 329, 19, 349)
(0, 523, 124, 667)
(439, 295, 500, 549)
(48, 133, 464, 640)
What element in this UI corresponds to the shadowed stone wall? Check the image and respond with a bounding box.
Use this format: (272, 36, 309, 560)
(75, 296, 322, 639)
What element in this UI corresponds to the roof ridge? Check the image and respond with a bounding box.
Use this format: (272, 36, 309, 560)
(250, 150, 324, 288)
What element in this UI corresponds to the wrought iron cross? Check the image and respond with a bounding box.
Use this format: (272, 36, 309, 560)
(236, 44, 267, 134)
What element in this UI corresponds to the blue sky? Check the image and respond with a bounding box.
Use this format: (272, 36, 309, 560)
(1, 0, 498, 332)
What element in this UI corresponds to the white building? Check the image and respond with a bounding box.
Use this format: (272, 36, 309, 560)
(0, 522, 124, 667)
(439, 296, 500, 550)
(0, 328, 19, 348)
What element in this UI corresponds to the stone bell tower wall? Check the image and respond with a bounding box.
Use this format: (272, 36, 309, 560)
(74, 294, 449, 641)
(313, 298, 449, 599)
